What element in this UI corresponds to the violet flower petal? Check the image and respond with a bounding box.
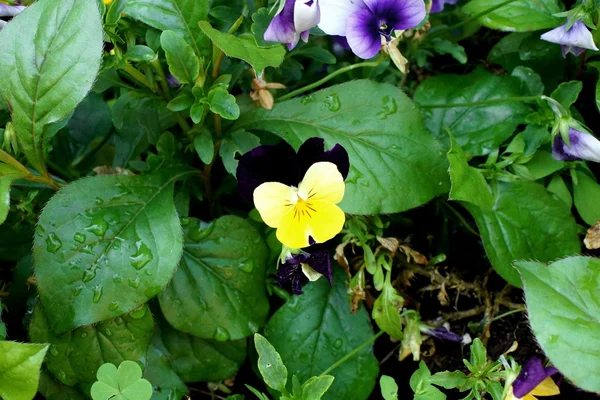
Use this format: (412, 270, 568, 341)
(236, 141, 300, 201)
(0, 4, 25, 17)
(426, 326, 463, 342)
(541, 20, 599, 56)
(306, 251, 333, 285)
(265, 0, 300, 47)
(346, 8, 382, 59)
(363, 0, 426, 30)
(430, 0, 459, 13)
(552, 129, 600, 163)
(296, 137, 350, 180)
(513, 357, 559, 398)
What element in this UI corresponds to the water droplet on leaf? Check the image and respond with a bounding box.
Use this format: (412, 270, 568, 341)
(130, 307, 147, 319)
(85, 215, 109, 237)
(128, 277, 141, 288)
(333, 338, 343, 349)
(50, 345, 59, 356)
(73, 233, 86, 243)
(214, 326, 230, 342)
(130, 240, 153, 270)
(108, 301, 120, 311)
(322, 93, 341, 111)
(46, 233, 62, 253)
(92, 285, 103, 303)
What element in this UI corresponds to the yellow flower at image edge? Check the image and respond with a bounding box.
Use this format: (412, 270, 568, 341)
(254, 161, 345, 249)
(510, 377, 560, 400)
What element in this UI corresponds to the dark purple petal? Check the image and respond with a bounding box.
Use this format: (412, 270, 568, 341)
(430, 0, 459, 13)
(166, 73, 181, 88)
(296, 138, 350, 179)
(513, 357, 559, 398)
(364, 0, 426, 30)
(553, 135, 580, 161)
(552, 129, 600, 163)
(236, 141, 299, 201)
(426, 327, 462, 342)
(290, 273, 304, 294)
(306, 251, 333, 286)
(276, 261, 301, 288)
(346, 8, 382, 59)
(264, 0, 298, 46)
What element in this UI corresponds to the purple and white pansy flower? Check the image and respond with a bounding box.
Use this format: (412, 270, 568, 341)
(429, 0, 459, 14)
(264, 0, 321, 49)
(541, 20, 599, 57)
(552, 128, 600, 163)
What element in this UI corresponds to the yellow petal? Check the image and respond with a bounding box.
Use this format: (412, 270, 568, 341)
(298, 162, 345, 204)
(530, 377, 560, 397)
(253, 182, 297, 228)
(522, 394, 538, 400)
(276, 200, 345, 248)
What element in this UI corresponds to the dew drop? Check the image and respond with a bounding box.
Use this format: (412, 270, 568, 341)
(81, 332, 88, 338)
(50, 345, 59, 357)
(239, 260, 254, 273)
(300, 95, 315, 105)
(92, 285, 103, 303)
(333, 338, 343, 349)
(248, 321, 259, 333)
(85, 215, 109, 237)
(128, 277, 141, 288)
(130, 307, 147, 319)
(104, 328, 113, 336)
(45, 233, 62, 253)
(180, 217, 190, 226)
(115, 317, 124, 325)
(95, 197, 104, 205)
(73, 233, 86, 244)
(377, 95, 398, 120)
(72, 285, 84, 297)
(82, 268, 97, 283)
(130, 240, 153, 270)
(322, 93, 341, 111)
(112, 240, 122, 251)
(214, 326, 230, 342)
(112, 274, 123, 283)
(108, 301, 120, 311)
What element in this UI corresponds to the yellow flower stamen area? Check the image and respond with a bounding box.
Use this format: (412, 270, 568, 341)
(103, 0, 113, 4)
(253, 161, 346, 249)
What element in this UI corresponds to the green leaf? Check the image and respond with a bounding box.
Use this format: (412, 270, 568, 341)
(429, 371, 468, 389)
(194, 129, 215, 164)
(251, 8, 280, 49)
(588, 62, 600, 112)
(91, 361, 153, 400)
(461, 0, 562, 31)
(160, 31, 200, 84)
(301, 375, 335, 400)
(68, 93, 113, 145)
(547, 174, 572, 208)
(264, 267, 379, 400)
(519, 151, 564, 180)
(0, 0, 103, 175)
(379, 375, 398, 400)
(463, 181, 580, 286)
(143, 334, 188, 400)
(219, 130, 261, 174)
(34, 172, 187, 333)
(125, 45, 156, 62)
(0, 342, 48, 400)
(515, 257, 600, 393)
(410, 361, 446, 400)
(159, 216, 268, 341)
(414, 68, 531, 156)
(447, 137, 494, 210)
(0, 163, 28, 225)
(199, 21, 285, 73)
(38, 370, 87, 400)
(207, 87, 240, 120)
(29, 304, 154, 386)
(551, 81, 582, 110)
(235, 80, 449, 215)
(124, 0, 211, 58)
(511, 66, 544, 97)
(156, 314, 247, 383)
(254, 334, 288, 393)
(106, 0, 127, 25)
(431, 39, 467, 64)
(167, 93, 194, 112)
(372, 272, 404, 340)
(573, 170, 600, 225)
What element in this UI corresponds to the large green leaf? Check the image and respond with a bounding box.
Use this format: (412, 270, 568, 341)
(34, 172, 187, 333)
(160, 30, 200, 85)
(124, 0, 210, 58)
(143, 334, 188, 400)
(29, 305, 154, 387)
(38, 370, 87, 400)
(199, 21, 285, 73)
(414, 69, 531, 156)
(461, 0, 562, 32)
(515, 257, 600, 393)
(464, 181, 580, 286)
(0, 163, 28, 225)
(263, 267, 379, 400)
(0, 342, 48, 400)
(234, 80, 449, 215)
(156, 315, 247, 383)
(159, 216, 268, 341)
(0, 0, 103, 175)
(573, 170, 600, 226)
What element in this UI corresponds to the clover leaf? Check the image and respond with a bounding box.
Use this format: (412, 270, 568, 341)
(90, 361, 153, 400)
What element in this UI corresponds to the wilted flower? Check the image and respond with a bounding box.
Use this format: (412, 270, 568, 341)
(508, 357, 560, 400)
(344, 0, 426, 59)
(541, 20, 599, 57)
(250, 77, 286, 110)
(264, 0, 321, 49)
(420, 325, 464, 342)
(277, 246, 332, 294)
(429, 0, 459, 13)
(236, 137, 349, 249)
(552, 128, 600, 163)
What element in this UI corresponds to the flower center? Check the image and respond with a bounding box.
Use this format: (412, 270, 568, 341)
(378, 20, 394, 42)
(292, 196, 317, 221)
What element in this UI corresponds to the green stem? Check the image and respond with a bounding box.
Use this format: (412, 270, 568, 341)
(123, 64, 157, 93)
(441, 200, 480, 237)
(488, 308, 526, 323)
(419, 96, 541, 109)
(319, 331, 384, 377)
(278, 60, 383, 102)
(427, 0, 520, 40)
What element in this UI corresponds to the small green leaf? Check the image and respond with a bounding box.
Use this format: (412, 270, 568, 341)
(431, 39, 467, 64)
(160, 30, 200, 84)
(588, 62, 600, 112)
(219, 130, 261, 174)
(106, 0, 127, 25)
(194, 129, 215, 164)
(379, 375, 398, 400)
(547, 174, 572, 208)
(410, 361, 446, 400)
(254, 334, 288, 393)
(512, 66, 544, 96)
(447, 137, 494, 210)
(199, 21, 285, 73)
(372, 272, 404, 340)
(0, 342, 48, 400)
(251, 8, 280, 48)
(143, 334, 188, 400)
(429, 371, 469, 389)
(125, 45, 156, 62)
(90, 361, 153, 400)
(520, 151, 564, 180)
(573, 170, 600, 225)
(461, 0, 562, 31)
(551, 81, 583, 110)
(515, 257, 600, 393)
(167, 92, 195, 112)
(207, 87, 240, 120)
(246, 385, 270, 400)
(0, 163, 27, 225)
(301, 375, 335, 400)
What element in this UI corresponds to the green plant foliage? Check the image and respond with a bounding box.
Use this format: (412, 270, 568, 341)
(90, 361, 152, 400)
(573, 170, 600, 225)
(516, 257, 600, 393)
(0, 342, 48, 400)
(462, 0, 562, 31)
(254, 334, 288, 393)
(160, 31, 200, 84)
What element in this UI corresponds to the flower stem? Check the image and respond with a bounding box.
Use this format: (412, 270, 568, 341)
(123, 63, 157, 93)
(278, 60, 383, 102)
(487, 308, 526, 323)
(418, 96, 541, 109)
(319, 331, 384, 377)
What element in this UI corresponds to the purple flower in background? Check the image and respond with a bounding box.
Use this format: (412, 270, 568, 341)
(511, 357, 560, 399)
(277, 247, 332, 294)
(166, 73, 181, 88)
(0, 3, 25, 30)
(430, 0, 459, 13)
(264, 0, 321, 49)
(345, 0, 426, 59)
(422, 326, 464, 342)
(541, 20, 598, 57)
(552, 129, 600, 163)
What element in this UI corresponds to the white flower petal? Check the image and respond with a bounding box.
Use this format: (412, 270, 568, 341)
(294, 0, 321, 33)
(318, 0, 364, 36)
